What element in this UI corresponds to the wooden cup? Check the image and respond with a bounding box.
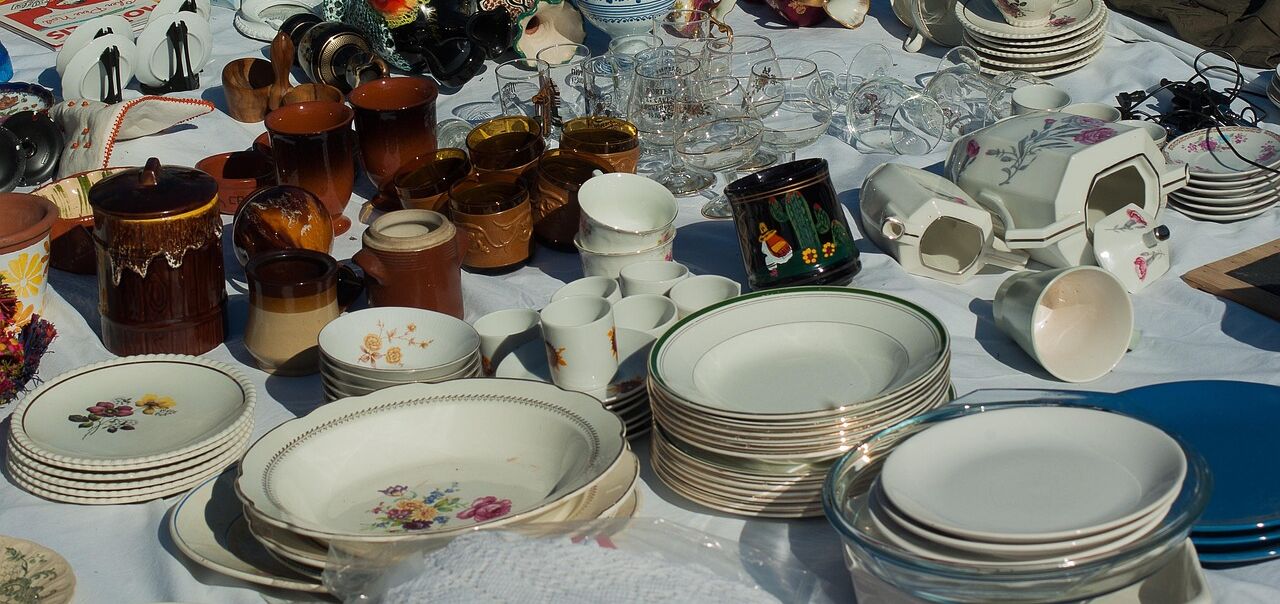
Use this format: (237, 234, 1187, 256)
(222, 58, 275, 123)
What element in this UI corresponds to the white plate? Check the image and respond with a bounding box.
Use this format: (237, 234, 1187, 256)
(8, 457, 226, 505)
(9, 355, 255, 469)
(60, 34, 136, 102)
(1171, 200, 1277, 222)
(962, 10, 1106, 46)
(234, 0, 318, 42)
(495, 327, 650, 403)
(1164, 127, 1280, 176)
(881, 407, 1186, 543)
(245, 514, 328, 567)
(1170, 194, 1278, 214)
(1171, 185, 1277, 206)
(956, 0, 1103, 40)
(1182, 174, 1279, 195)
(56, 15, 134, 76)
(1186, 171, 1280, 189)
(966, 28, 1103, 60)
(964, 19, 1105, 53)
(134, 14, 212, 88)
(978, 44, 1102, 77)
(975, 38, 1104, 69)
(7, 448, 233, 499)
(236, 380, 626, 542)
(169, 471, 327, 593)
(7, 431, 247, 490)
(151, 0, 212, 21)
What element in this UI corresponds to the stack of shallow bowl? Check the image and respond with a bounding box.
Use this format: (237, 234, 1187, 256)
(191, 380, 637, 587)
(647, 287, 951, 518)
(318, 307, 482, 402)
(955, 0, 1107, 77)
(1163, 126, 1280, 222)
(824, 403, 1211, 603)
(5, 355, 255, 505)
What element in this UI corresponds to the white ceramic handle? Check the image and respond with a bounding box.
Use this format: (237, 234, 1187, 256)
(1159, 162, 1189, 196)
(902, 29, 925, 53)
(982, 247, 1030, 271)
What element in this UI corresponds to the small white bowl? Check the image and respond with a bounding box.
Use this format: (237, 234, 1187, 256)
(551, 276, 622, 304)
(668, 275, 741, 319)
(619, 260, 690, 297)
(318, 307, 479, 376)
(612, 294, 679, 341)
(578, 173, 678, 254)
(575, 235, 675, 280)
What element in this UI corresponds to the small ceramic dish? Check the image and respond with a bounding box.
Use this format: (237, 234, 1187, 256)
(317, 307, 480, 376)
(0, 83, 54, 123)
(0, 536, 76, 603)
(56, 15, 134, 76)
(134, 13, 213, 89)
(1163, 127, 1280, 178)
(33, 167, 128, 273)
(60, 33, 136, 102)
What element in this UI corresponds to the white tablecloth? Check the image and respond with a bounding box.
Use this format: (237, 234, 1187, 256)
(2, 3, 1280, 602)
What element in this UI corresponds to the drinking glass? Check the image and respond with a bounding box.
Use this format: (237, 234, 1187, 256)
(676, 116, 764, 219)
(988, 70, 1048, 121)
(608, 33, 663, 57)
(495, 58, 550, 119)
(847, 77, 945, 155)
(935, 46, 981, 79)
(627, 51, 715, 195)
(705, 34, 774, 82)
(583, 55, 625, 117)
(654, 9, 718, 44)
(924, 70, 1002, 140)
(747, 57, 832, 162)
(535, 43, 592, 134)
(698, 75, 750, 119)
(845, 43, 892, 93)
(628, 45, 693, 172)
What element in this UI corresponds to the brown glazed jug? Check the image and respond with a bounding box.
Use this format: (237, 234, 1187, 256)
(353, 210, 464, 318)
(90, 158, 227, 355)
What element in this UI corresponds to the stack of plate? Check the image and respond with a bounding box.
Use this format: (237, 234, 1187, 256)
(495, 327, 653, 439)
(955, 0, 1108, 77)
(1164, 127, 1280, 222)
(167, 380, 638, 593)
(647, 287, 951, 518)
(1268, 68, 1279, 109)
(5, 355, 255, 505)
(318, 307, 482, 402)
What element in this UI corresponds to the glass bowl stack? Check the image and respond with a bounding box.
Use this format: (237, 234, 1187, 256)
(647, 287, 952, 517)
(823, 402, 1211, 603)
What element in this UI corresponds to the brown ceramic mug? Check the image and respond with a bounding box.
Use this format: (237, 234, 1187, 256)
(265, 101, 356, 236)
(560, 116, 640, 173)
(466, 115, 545, 178)
(449, 175, 533, 272)
(529, 149, 613, 251)
(353, 210, 464, 318)
(196, 150, 277, 215)
(392, 148, 472, 213)
(244, 249, 361, 376)
(349, 76, 439, 189)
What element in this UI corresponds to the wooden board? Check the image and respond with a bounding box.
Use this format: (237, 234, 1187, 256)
(1182, 239, 1280, 322)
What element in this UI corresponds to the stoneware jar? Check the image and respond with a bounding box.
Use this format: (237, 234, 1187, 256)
(244, 249, 360, 376)
(725, 158, 861, 290)
(232, 185, 335, 267)
(89, 158, 226, 355)
(353, 210, 465, 318)
(0, 193, 58, 326)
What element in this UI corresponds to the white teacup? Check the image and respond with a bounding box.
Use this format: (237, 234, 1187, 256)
(612, 294, 679, 341)
(539, 295, 619, 391)
(619, 260, 690, 296)
(996, 0, 1077, 28)
(473, 308, 542, 376)
(551, 276, 622, 304)
(1061, 103, 1122, 122)
(994, 266, 1133, 383)
(578, 173, 678, 253)
(1012, 84, 1070, 115)
(668, 275, 741, 319)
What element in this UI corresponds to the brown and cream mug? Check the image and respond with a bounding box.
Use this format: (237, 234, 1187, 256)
(243, 249, 360, 376)
(353, 209, 464, 318)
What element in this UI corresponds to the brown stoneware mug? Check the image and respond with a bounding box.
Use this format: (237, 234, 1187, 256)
(449, 175, 533, 273)
(244, 249, 361, 376)
(349, 75, 440, 189)
(560, 116, 640, 173)
(529, 149, 613, 251)
(353, 209, 464, 318)
(265, 101, 356, 235)
(196, 150, 277, 215)
(391, 148, 472, 213)
(466, 115, 545, 178)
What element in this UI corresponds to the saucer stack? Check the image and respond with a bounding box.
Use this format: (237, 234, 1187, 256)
(1164, 127, 1280, 222)
(5, 355, 255, 505)
(318, 307, 482, 402)
(495, 327, 654, 439)
(955, 0, 1108, 77)
(647, 287, 951, 518)
(168, 380, 640, 593)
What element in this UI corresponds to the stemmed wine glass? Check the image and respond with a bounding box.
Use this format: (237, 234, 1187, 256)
(705, 34, 777, 168)
(627, 49, 714, 195)
(677, 117, 764, 219)
(746, 57, 832, 164)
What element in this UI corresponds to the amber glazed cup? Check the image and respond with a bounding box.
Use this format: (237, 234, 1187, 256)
(349, 76, 440, 189)
(392, 148, 472, 213)
(449, 176, 533, 272)
(196, 150, 277, 215)
(529, 149, 613, 251)
(354, 209, 464, 317)
(222, 58, 275, 123)
(466, 115, 545, 178)
(561, 116, 640, 173)
(266, 101, 356, 235)
(244, 249, 360, 376)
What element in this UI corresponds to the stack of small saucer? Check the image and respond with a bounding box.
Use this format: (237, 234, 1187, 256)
(5, 355, 254, 505)
(956, 0, 1108, 77)
(1164, 126, 1280, 222)
(318, 307, 482, 402)
(647, 287, 951, 518)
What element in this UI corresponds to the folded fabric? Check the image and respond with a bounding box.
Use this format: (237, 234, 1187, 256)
(50, 96, 215, 178)
(1108, 0, 1279, 69)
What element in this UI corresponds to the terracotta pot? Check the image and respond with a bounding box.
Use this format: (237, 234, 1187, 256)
(0, 193, 58, 326)
(89, 158, 227, 355)
(32, 167, 129, 274)
(349, 76, 440, 189)
(196, 150, 277, 215)
(265, 101, 356, 235)
(232, 185, 335, 267)
(353, 210, 464, 317)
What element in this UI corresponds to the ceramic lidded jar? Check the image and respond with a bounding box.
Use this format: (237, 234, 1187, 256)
(0, 193, 58, 326)
(354, 210, 464, 318)
(90, 158, 226, 355)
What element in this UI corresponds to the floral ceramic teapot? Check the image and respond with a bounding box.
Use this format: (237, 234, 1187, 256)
(944, 112, 1188, 268)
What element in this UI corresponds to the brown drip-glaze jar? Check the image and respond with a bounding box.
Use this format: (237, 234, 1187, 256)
(90, 157, 227, 355)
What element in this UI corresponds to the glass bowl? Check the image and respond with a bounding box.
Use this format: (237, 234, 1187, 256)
(822, 401, 1211, 603)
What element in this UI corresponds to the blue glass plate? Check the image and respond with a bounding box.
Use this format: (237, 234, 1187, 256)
(1192, 526, 1280, 548)
(1195, 545, 1280, 566)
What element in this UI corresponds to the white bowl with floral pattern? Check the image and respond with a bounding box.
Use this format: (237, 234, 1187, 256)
(317, 307, 480, 378)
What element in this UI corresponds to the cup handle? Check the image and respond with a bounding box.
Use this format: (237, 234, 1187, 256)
(902, 29, 925, 53)
(336, 264, 364, 311)
(353, 248, 387, 287)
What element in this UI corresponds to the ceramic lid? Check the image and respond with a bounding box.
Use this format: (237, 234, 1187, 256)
(91, 157, 218, 219)
(1092, 204, 1170, 293)
(363, 209, 457, 253)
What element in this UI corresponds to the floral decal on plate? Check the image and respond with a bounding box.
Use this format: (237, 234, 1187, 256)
(995, 0, 1028, 18)
(1178, 132, 1247, 154)
(358, 321, 432, 368)
(957, 116, 1119, 185)
(66, 394, 177, 438)
(1048, 15, 1076, 27)
(368, 484, 512, 532)
(1, 545, 60, 603)
(1134, 251, 1164, 281)
(1258, 142, 1277, 163)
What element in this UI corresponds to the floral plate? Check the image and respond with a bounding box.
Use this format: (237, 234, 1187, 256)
(0, 536, 74, 604)
(978, 44, 1102, 77)
(0, 84, 53, 124)
(965, 25, 1103, 59)
(972, 38, 1103, 69)
(495, 327, 650, 404)
(1170, 199, 1277, 223)
(956, 0, 1102, 40)
(1163, 127, 1280, 177)
(963, 18, 1104, 51)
